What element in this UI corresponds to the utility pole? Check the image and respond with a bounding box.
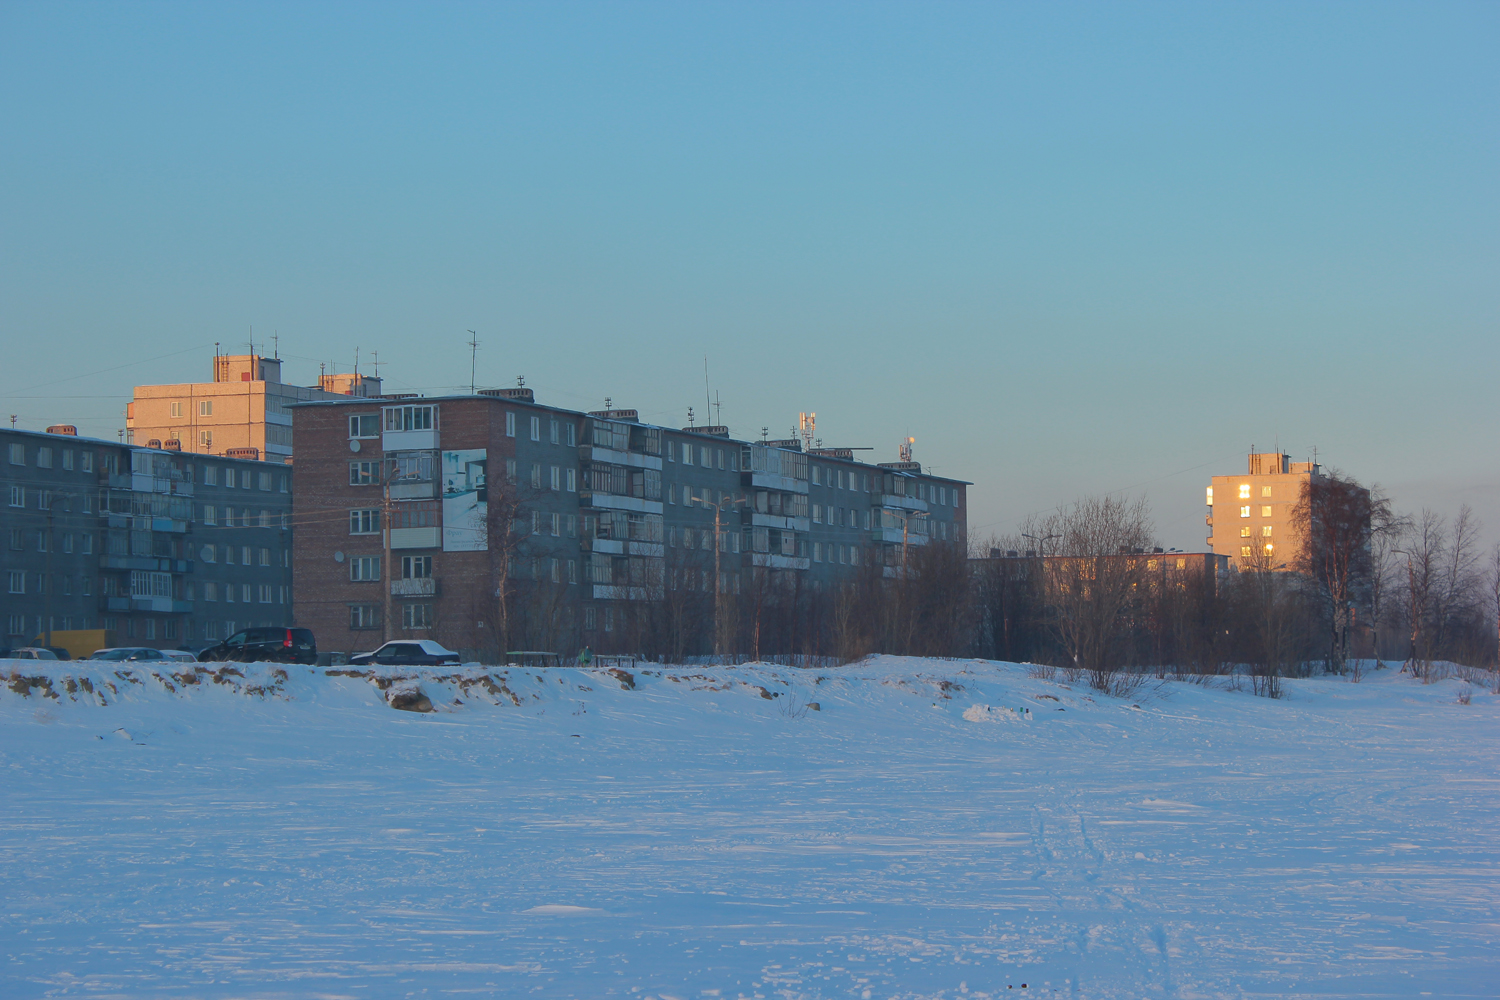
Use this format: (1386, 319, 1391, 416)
(693, 492, 746, 658)
(382, 466, 394, 642)
(468, 331, 479, 394)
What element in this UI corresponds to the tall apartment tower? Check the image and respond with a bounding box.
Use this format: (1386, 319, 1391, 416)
(1206, 451, 1322, 570)
(126, 351, 381, 464)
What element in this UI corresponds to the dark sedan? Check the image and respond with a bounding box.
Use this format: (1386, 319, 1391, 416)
(349, 640, 461, 667)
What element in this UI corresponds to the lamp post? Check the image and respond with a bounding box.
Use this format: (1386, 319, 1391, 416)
(691, 492, 747, 657)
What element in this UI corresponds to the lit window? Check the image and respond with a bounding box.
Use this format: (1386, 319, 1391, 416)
(1240, 506, 1250, 518)
(1262, 525, 1273, 537)
(1240, 546, 1252, 558)
(1261, 505, 1272, 517)
(1261, 486, 1272, 498)
(1240, 526, 1251, 537)
(1238, 483, 1251, 500)
(1264, 543, 1275, 554)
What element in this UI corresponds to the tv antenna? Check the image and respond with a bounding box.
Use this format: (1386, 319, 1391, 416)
(687, 406, 696, 428)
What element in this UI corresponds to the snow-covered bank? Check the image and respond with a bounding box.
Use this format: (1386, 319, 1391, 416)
(2, 656, 1495, 999)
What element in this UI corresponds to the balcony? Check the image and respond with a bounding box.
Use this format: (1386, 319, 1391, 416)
(103, 596, 194, 614)
(390, 527, 441, 549)
(580, 492, 663, 515)
(592, 584, 659, 602)
(749, 512, 810, 532)
(100, 555, 192, 573)
(750, 552, 810, 570)
(745, 471, 808, 495)
(872, 528, 926, 546)
(391, 578, 437, 597)
(577, 445, 662, 471)
(389, 481, 436, 500)
(880, 494, 927, 513)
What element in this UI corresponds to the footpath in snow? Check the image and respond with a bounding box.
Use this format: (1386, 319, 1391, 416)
(1, 655, 1496, 999)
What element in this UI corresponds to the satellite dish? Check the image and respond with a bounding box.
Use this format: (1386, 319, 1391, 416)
(333, 551, 345, 563)
(349, 439, 361, 453)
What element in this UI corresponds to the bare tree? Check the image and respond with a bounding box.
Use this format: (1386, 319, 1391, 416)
(1291, 472, 1391, 674)
(1039, 495, 1155, 692)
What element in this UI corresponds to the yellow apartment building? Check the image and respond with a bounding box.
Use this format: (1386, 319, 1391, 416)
(126, 353, 382, 464)
(1206, 452, 1323, 570)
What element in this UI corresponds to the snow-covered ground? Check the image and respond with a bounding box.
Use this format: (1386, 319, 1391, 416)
(1, 656, 1495, 999)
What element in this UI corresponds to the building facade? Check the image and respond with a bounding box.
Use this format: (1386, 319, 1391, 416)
(291, 391, 968, 658)
(1206, 452, 1323, 570)
(1, 426, 293, 650)
(126, 352, 381, 464)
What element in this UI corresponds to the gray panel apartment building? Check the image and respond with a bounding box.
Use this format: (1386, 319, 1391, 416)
(1, 427, 293, 650)
(291, 390, 967, 659)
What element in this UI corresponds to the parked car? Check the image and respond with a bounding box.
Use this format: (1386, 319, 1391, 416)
(9, 647, 59, 660)
(200, 627, 317, 664)
(89, 647, 168, 662)
(350, 640, 461, 667)
(160, 649, 200, 663)
(44, 647, 72, 660)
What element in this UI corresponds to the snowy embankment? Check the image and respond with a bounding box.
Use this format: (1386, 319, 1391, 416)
(1, 656, 1495, 1000)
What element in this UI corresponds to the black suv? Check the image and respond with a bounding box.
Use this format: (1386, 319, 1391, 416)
(202, 627, 317, 664)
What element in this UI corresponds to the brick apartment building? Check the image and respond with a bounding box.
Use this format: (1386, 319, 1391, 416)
(1206, 451, 1326, 570)
(2, 426, 293, 649)
(291, 390, 968, 658)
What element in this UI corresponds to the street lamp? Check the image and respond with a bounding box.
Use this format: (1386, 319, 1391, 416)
(1022, 532, 1061, 560)
(690, 492, 748, 657)
(884, 508, 930, 579)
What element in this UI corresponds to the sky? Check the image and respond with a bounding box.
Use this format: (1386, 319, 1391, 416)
(1, 1, 1495, 551)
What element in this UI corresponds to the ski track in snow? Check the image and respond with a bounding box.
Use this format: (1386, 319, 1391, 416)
(1, 656, 1495, 999)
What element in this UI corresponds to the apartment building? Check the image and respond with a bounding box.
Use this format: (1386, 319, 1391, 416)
(126, 351, 381, 464)
(290, 391, 968, 657)
(1206, 452, 1323, 570)
(1, 426, 293, 648)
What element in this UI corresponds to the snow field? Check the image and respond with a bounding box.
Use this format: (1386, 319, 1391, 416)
(1, 656, 1496, 999)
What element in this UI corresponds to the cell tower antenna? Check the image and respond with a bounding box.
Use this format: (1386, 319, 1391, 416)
(687, 406, 695, 428)
(761, 426, 768, 442)
(604, 396, 611, 409)
(799, 412, 816, 452)
(900, 437, 915, 463)
(518, 375, 526, 387)
(468, 330, 479, 394)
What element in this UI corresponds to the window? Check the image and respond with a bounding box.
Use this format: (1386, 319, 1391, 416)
(7, 570, 24, 594)
(203, 465, 217, 486)
(812, 467, 821, 486)
(1262, 525, 1273, 537)
(567, 424, 576, 446)
(37, 447, 52, 468)
(667, 442, 675, 463)
(350, 461, 378, 485)
(551, 512, 561, 536)
(8, 529, 19, 550)
(350, 509, 381, 534)
(204, 582, 218, 602)
(401, 555, 432, 578)
(813, 542, 822, 562)
(259, 547, 270, 566)
(812, 504, 822, 523)
(1238, 483, 1251, 500)
(241, 470, 251, 489)
(1261, 486, 1272, 498)
(700, 446, 709, 467)
(584, 606, 596, 631)
(279, 475, 288, 493)
(350, 556, 380, 581)
(1264, 543, 1275, 555)
(8, 486, 22, 507)
(7, 443, 22, 465)
(506, 411, 516, 437)
(258, 584, 272, 603)
(566, 468, 576, 492)
(80, 451, 93, 473)
(199, 400, 214, 416)
(1261, 506, 1272, 517)
(550, 558, 561, 583)
(170, 401, 183, 418)
(566, 514, 576, 537)
(258, 472, 272, 491)
(199, 430, 213, 448)
(550, 419, 559, 444)
(568, 559, 577, 584)
(1240, 546, 1253, 558)
(82, 534, 94, 555)
(241, 584, 251, 603)
(260, 510, 271, 528)
(242, 546, 252, 565)
(550, 466, 560, 491)
(63, 534, 74, 554)
(1240, 506, 1250, 518)
(402, 603, 432, 629)
(349, 414, 380, 438)
(604, 607, 614, 632)
(129, 571, 172, 598)
(350, 605, 380, 629)
(530, 415, 540, 441)
(682, 443, 693, 465)
(203, 504, 216, 525)
(383, 404, 435, 432)
(531, 463, 542, 489)
(1240, 526, 1251, 537)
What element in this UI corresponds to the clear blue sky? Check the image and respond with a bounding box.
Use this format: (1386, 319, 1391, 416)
(2, 1, 1495, 549)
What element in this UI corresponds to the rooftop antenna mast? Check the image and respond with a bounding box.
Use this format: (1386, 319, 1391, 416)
(714, 391, 722, 428)
(354, 346, 360, 376)
(468, 330, 479, 394)
(900, 437, 915, 463)
(272, 331, 279, 359)
(704, 356, 712, 426)
(370, 350, 380, 380)
(687, 406, 696, 428)
(799, 412, 816, 452)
